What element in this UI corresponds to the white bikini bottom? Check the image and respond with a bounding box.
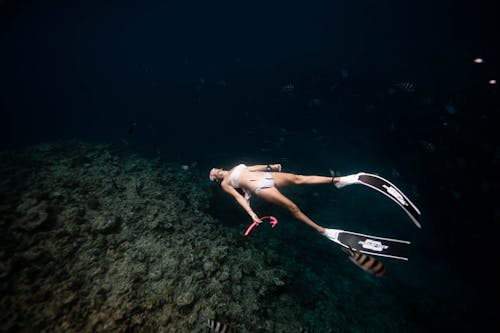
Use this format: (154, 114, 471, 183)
(254, 172, 275, 193)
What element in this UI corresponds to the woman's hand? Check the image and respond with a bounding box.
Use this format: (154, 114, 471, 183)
(272, 163, 282, 172)
(250, 213, 260, 223)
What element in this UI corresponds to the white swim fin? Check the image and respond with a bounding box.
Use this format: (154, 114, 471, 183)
(323, 228, 410, 261)
(334, 173, 362, 188)
(335, 172, 421, 228)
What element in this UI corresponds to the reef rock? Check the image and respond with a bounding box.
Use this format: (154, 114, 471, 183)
(175, 291, 195, 307)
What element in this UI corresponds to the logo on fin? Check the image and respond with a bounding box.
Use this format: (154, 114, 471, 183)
(359, 239, 389, 252)
(382, 185, 407, 206)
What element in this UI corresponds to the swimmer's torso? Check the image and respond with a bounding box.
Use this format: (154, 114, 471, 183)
(228, 164, 264, 192)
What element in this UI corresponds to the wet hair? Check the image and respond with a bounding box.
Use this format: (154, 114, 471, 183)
(209, 168, 224, 184)
(209, 168, 217, 181)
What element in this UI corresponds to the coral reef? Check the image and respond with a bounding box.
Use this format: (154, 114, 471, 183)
(0, 141, 467, 332)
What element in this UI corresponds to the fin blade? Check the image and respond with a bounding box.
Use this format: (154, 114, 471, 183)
(337, 229, 410, 260)
(356, 173, 421, 228)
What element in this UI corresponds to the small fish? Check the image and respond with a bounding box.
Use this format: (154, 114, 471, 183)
(420, 140, 435, 153)
(215, 79, 227, 87)
(109, 176, 119, 191)
(307, 98, 321, 108)
(281, 83, 295, 94)
(340, 68, 349, 78)
(342, 247, 386, 277)
(391, 168, 400, 178)
(128, 122, 137, 135)
(135, 180, 144, 196)
(445, 103, 457, 115)
(199, 316, 237, 333)
(394, 81, 416, 93)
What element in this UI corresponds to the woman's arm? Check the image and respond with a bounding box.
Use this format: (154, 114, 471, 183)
(247, 164, 282, 172)
(221, 184, 260, 221)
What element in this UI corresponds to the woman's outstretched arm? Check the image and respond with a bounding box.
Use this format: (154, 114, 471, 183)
(247, 164, 281, 172)
(221, 184, 260, 222)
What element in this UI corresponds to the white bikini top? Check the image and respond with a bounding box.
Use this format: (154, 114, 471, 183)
(229, 164, 252, 202)
(229, 164, 247, 188)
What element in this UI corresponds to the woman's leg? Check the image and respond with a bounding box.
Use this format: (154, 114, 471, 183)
(256, 187, 325, 233)
(272, 172, 340, 187)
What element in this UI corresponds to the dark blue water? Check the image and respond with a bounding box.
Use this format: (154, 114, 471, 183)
(1, 0, 498, 331)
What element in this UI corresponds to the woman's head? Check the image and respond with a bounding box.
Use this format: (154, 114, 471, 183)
(209, 168, 224, 183)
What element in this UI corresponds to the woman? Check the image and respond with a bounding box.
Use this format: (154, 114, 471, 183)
(208, 163, 359, 240)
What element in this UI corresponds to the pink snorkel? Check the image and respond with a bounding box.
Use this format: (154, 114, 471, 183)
(244, 216, 278, 236)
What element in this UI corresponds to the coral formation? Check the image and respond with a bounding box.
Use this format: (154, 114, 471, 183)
(0, 141, 467, 332)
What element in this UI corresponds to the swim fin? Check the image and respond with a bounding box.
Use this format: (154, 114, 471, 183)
(335, 172, 421, 228)
(323, 228, 410, 261)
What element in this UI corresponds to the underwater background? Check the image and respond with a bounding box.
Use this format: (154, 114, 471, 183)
(0, 0, 497, 332)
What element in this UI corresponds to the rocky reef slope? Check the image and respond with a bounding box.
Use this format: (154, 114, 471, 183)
(0, 141, 464, 332)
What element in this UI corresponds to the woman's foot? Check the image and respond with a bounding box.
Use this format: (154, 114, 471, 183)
(322, 228, 340, 242)
(334, 173, 361, 188)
